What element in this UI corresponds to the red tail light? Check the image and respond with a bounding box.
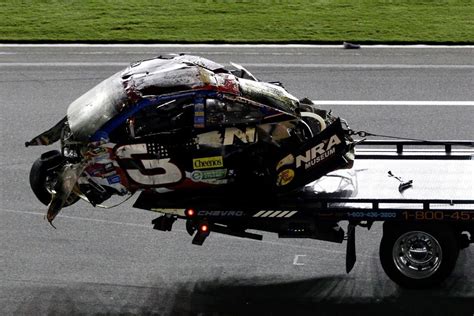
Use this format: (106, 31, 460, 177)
(186, 208, 195, 217)
(199, 224, 209, 233)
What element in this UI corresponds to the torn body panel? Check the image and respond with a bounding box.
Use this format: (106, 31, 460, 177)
(47, 161, 87, 224)
(239, 78, 299, 115)
(25, 116, 67, 147)
(67, 71, 128, 141)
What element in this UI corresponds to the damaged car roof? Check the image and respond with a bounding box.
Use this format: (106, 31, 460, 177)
(66, 54, 300, 141)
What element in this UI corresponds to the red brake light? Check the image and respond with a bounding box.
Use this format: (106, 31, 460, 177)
(200, 224, 209, 232)
(186, 208, 195, 217)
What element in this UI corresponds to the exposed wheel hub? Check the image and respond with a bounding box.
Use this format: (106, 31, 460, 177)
(392, 231, 442, 279)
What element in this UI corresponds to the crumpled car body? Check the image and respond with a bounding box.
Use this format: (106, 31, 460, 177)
(26, 54, 355, 223)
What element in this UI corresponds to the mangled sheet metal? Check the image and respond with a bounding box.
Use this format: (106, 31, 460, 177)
(26, 54, 355, 224)
(238, 78, 299, 115)
(67, 71, 128, 141)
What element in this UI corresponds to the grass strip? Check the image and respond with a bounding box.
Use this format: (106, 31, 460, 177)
(1, 0, 473, 44)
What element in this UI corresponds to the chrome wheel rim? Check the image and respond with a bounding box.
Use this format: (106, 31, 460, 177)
(392, 231, 442, 279)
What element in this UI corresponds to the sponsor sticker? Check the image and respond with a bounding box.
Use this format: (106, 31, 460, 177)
(194, 102, 205, 128)
(191, 169, 227, 182)
(91, 147, 107, 155)
(193, 156, 224, 169)
(197, 210, 244, 217)
(223, 127, 256, 145)
(276, 169, 295, 186)
(104, 162, 115, 172)
(296, 134, 341, 169)
(86, 164, 104, 176)
(107, 175, 121, 184)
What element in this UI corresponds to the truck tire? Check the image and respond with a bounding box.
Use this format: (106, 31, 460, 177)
(380, 222, 459, 289)
(29, 150, 79, 207)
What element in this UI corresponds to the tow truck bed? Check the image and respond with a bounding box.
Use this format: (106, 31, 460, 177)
(135, 140, 474, 221)
(135, 140, 473, 288)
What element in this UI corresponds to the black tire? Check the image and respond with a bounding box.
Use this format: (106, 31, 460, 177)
(301, 114, 323, 136)
(29, 150, 79, 207)
(380, 222, 459, 289)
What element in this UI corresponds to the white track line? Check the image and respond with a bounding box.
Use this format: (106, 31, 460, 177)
(1, 62, 473, 70)
(242, 63, 474, 69)
(311, 100, 474, 106)
(293, 254, 307, 266)
(0, 60, 470, 106)
(1, 44, 474, 48)
(0, 208, 151, 228)
(0, 62, 127, 67)
(1, 207, 375, 257)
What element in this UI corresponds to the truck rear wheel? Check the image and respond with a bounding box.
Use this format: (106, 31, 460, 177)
(380, 222, 459, 289)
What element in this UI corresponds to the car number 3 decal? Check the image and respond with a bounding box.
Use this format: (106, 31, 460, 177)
(115, 144, 182, 186)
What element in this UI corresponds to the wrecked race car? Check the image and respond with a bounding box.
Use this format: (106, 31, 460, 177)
(26, 54, 355, 224)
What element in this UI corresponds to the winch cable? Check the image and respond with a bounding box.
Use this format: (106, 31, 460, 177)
(348, 130, 474, 148)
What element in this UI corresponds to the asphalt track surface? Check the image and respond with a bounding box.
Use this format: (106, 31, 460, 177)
(1, 45, 473, 315)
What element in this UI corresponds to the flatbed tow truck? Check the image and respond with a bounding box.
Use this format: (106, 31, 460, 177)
(24, 55, 472, 289)
(137, 140, 474, 288)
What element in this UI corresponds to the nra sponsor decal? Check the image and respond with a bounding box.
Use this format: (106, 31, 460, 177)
(191, 169, 227, 182)
(276, 169, 294, 186)
(276, 134, 342, 171)
(296, 134, 341, 169)
(193, 156, 224, 170)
